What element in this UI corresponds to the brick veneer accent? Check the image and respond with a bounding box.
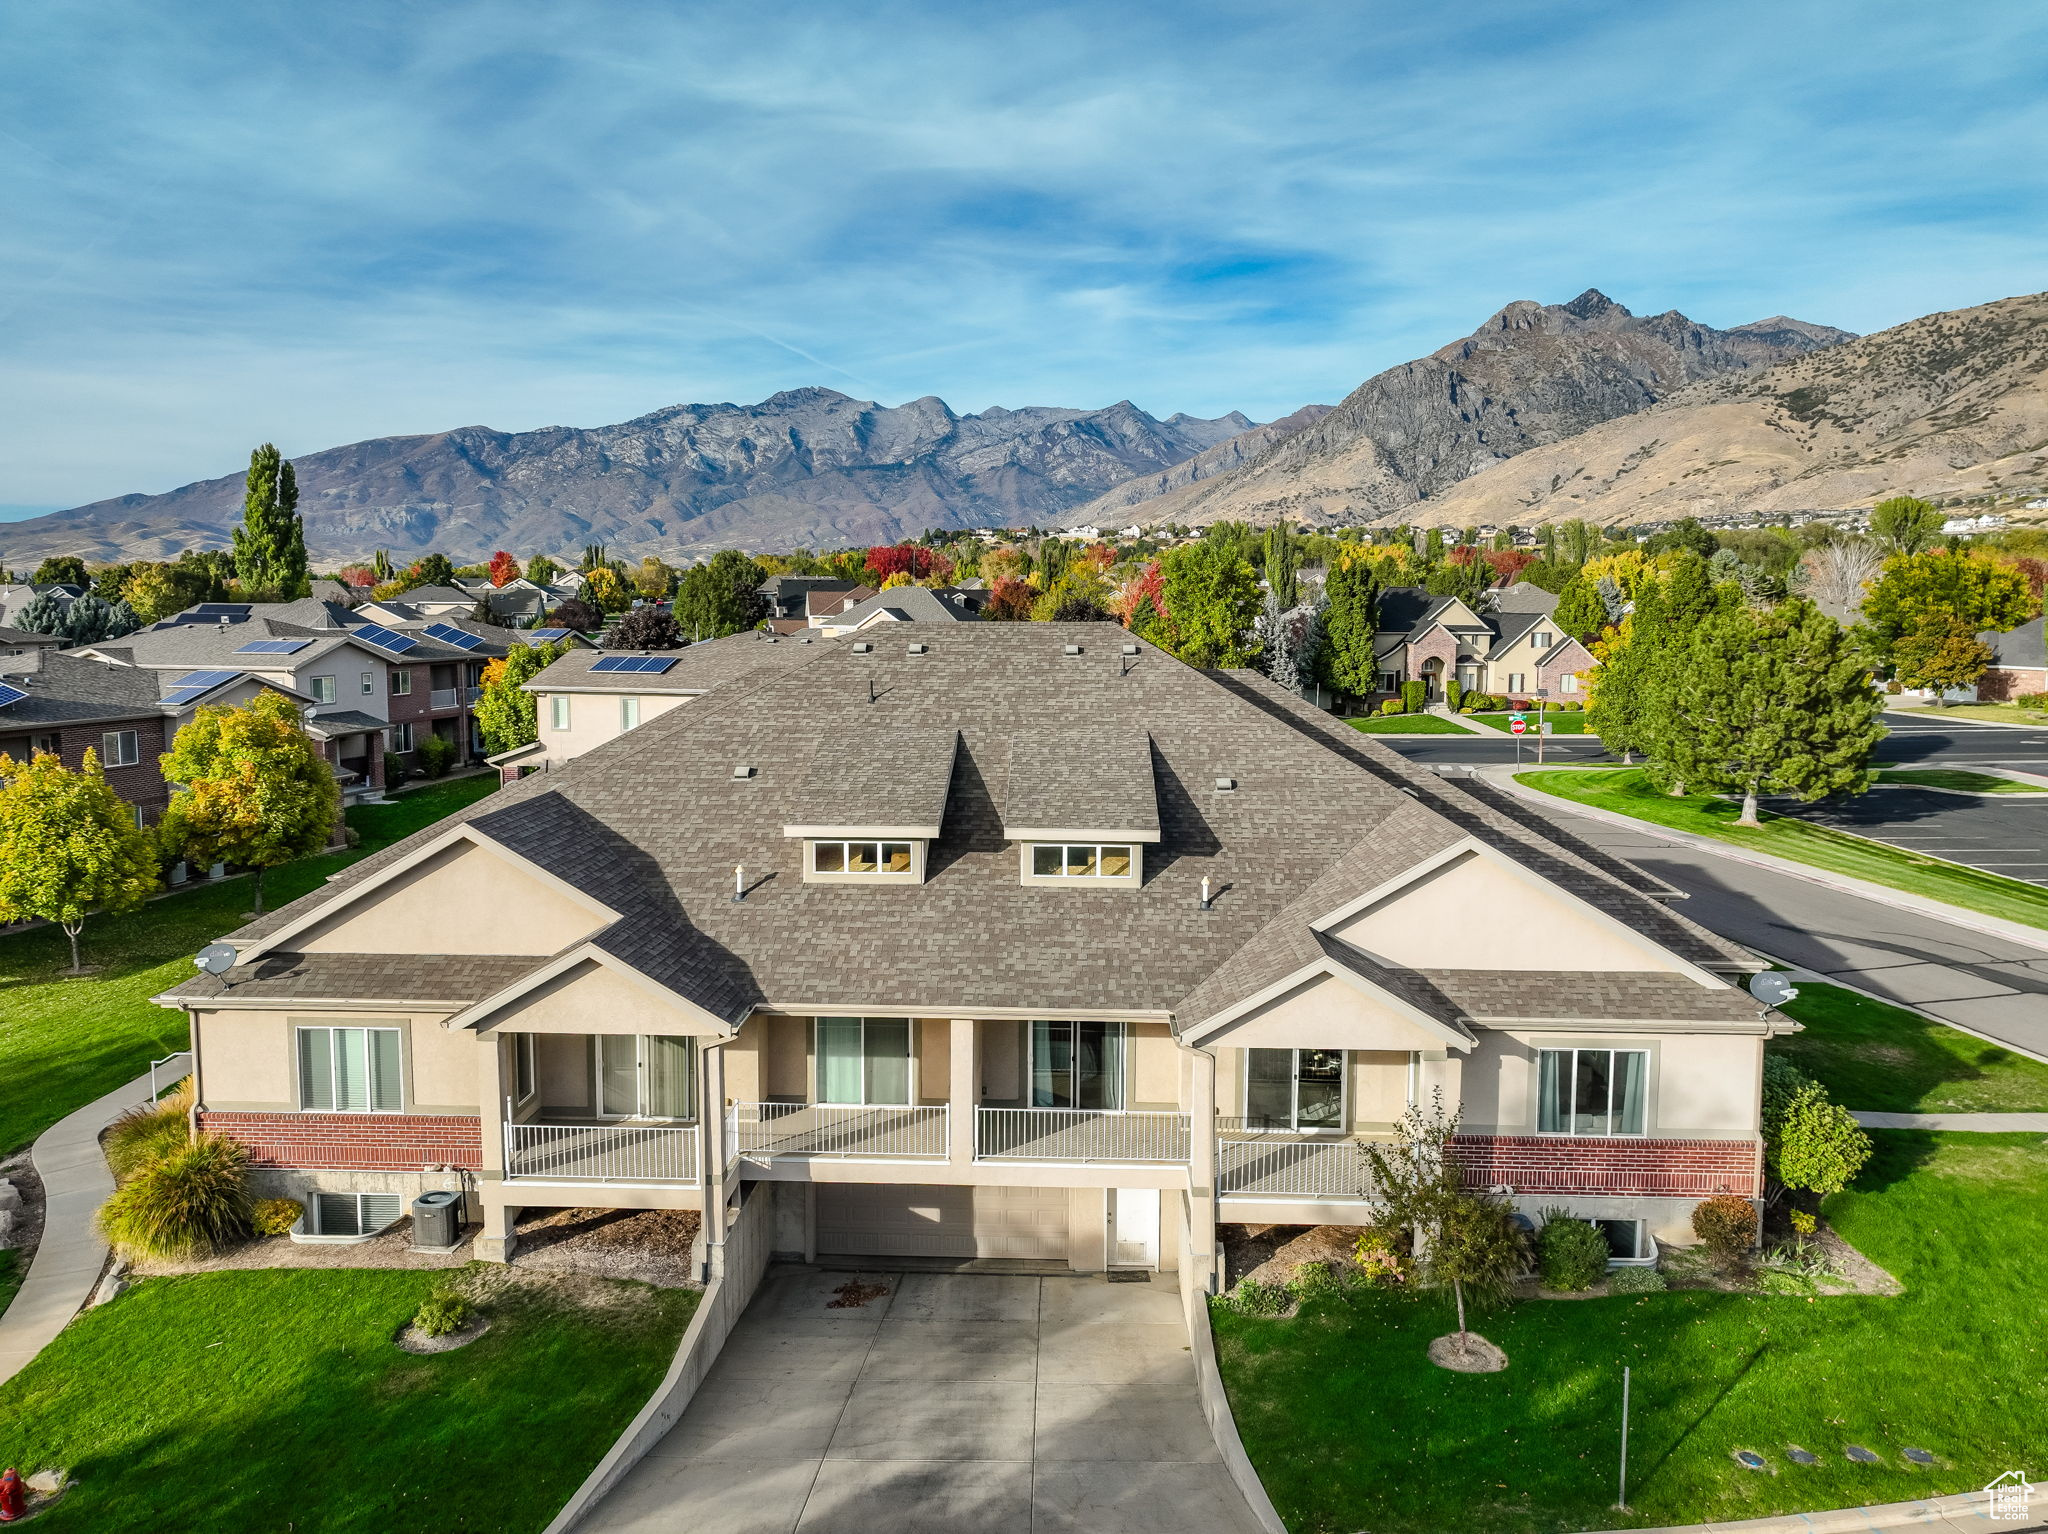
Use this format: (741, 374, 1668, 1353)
(1450, 1134, 1762, 1199)
(1979, 666, 2047, 703)
(199, 1111, 482, 1171)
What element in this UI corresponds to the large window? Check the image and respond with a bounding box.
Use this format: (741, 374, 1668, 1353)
(100, 729, 139, 767)
(1031, 1021, 1125, 1110)
(391, 669, 412, 696)
(310, 675, 337, 704)
(593, 1035, 694, 1120)
(815, 1017, 912, 1105)
(550, 695, 570, 731)
(1244, 1049, 1345, 1131)
(1030, 844, 1133, 879)
(1538, 1048, 1648, 1136)
(297, 1025, 402, 1113)
(811, 841, 913, 875)
(391, 721, 415, 753)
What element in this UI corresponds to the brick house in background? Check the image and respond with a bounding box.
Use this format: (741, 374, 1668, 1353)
(1974, 617, 2046, 701)
(1371, 585, 1596, 704)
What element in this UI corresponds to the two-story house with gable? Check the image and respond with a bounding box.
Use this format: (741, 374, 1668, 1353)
(157, 625, 1778, 1278)
(1372, 585, 1596, 704)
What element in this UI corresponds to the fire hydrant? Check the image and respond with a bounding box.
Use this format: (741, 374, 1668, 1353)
(0, 1467, 25, 1522)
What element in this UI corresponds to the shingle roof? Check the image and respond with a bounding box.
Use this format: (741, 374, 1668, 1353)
(222, 626, 1758, 1031)
(164, 952, 542, 1005)
(1002, 731, 1160, 840)
(1491, 582, 1561, 615)
(830, 587, 979, 627)
(525, 632, 813, 695)
(1983, 616, 2046, 671)
(0, 627, 63, 648)
(786, 728, 959, 836)
(0, 648, 170, 728)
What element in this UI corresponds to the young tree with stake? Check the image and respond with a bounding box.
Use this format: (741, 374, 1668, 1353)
(0, 750, 159, 972)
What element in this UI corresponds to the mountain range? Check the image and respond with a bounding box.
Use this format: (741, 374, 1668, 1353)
(1061, 291, 1856, 529)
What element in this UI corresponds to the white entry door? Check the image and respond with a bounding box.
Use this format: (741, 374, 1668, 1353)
(1110, 1187, 1160, 1268)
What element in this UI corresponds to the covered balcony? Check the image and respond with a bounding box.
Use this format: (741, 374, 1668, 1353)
(1217, 1125, 1377, 1199)
(504, 1120, 701, 1183)
(976, 1108, 1189, 1163)
(499, 1031, 705, 1185)
(729, 1102, 949, 1160)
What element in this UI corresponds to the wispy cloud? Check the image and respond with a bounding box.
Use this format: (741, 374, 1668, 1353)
(3, 0, 2045, 506)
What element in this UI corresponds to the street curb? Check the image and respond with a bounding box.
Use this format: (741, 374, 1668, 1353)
(1584, 1482, 2043, 1534)
(1756, 963, 2048, 1068)
(1484, 766, 2048, 957)
(1883, 706, 2048, 733)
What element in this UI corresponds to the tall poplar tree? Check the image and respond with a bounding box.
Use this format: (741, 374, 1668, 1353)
(1658, 598, 1883, 826)
(1320, 557, 1379, 698)
(231, 444, 309, 597)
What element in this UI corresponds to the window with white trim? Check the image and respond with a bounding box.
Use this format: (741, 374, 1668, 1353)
(815, 1017, 912, 1105)
(1244, 1049, 1345, 1131)
(811, 841, 913, 875)
(1537, 1048, 1648, 1136)
(360, 671, 376, 695)
(100, 729, 139, 767)
(1561, 673, 1579, 694)
(550, 695, 570, 731)
(1598, 1218, 1650, 1262)
(27, 732, 58, 757)
(514, 1032, 537, 1103)
(391, 721, 415, 753)
(309, 675, 337, 704)
(311, 1191, 403, 1236)
(1533, 631, 1553, 650)
(1030, 844, 1133, 879)
(297, 1025, 403, 1113)
(1507, 673, 1526, 693)
(391, 669, 412, 696)
(619, 696, 640, 730)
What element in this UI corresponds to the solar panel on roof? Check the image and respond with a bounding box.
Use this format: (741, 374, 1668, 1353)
(162, 668, 243, 706)
(529, 628, 570, 641)
(422, 622, 485, 651)
(0, 681, 27, 709)
(351, 623, 418, 654)
(235, 638, 312, 655)
(589, 654, 678, 674)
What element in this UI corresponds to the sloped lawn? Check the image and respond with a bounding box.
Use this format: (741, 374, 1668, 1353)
(0, 776, 499, 1154)
(1773, 983, 2048, 1113)
(0, 1267, 696, 1532)
(1214, 1132, 2048, 1534)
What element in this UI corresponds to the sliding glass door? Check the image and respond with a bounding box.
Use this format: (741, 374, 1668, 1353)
(1031, 1022, 1125, 1110)
(594, 1035, 695, 1120)
(815, 1018, 913, 1105)
(1244, 1048, 1345, 1130)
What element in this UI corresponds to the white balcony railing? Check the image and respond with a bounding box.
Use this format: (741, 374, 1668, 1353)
(1218, 1133, 1376, 1199)
(505, 1121, 701, 1183)
(429, 688, 461, 710)
(730, 1102, 948, 1159)
(976, 1108, 1189, 1163)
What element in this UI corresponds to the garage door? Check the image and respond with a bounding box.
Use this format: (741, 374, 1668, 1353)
(816, 1184, 1070, 1261)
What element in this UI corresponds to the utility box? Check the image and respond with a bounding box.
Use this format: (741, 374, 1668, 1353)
(411, 1190, 462, 1251)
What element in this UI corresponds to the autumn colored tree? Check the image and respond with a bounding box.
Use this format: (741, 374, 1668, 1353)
(581, 567, 629, 613)
(863, 543, 953, 585)
(606, 607, 684, 650)
(982, 576, 1037, 621)
(1862, 549, 2033, 656)
(1482, 548, 1536, 585)
(1891, 614, 1995, 701)
(158, 691, 342, 915)
(475, 640, 568, 753)
(545, 597, 603, 632)
(0, 749, 158, 972)
(337, 564, 378, 589)
(488, 551, 521, 587)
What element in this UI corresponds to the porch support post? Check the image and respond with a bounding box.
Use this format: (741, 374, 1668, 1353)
(948, 1018, 977, 1166)
(702, 1041, 729, 1281)
(1417, 1049, 1463, 1115)
(472, 1031, 514, 1259)
(1189, 1046, 1219, 1295)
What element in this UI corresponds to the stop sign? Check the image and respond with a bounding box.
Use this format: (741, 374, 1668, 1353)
(1510, 719, 1527, 735)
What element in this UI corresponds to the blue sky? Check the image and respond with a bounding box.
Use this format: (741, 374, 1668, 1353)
(4, 0, 2046, 516)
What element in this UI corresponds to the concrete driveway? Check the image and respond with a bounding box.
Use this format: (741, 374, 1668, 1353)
(584, 1266, 1267, 1534)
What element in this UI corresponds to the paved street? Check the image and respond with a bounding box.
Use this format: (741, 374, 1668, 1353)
(584, 1268, 1263, 1534)
(1772, 786, 2048, 885)
(1491, 791, 2048, 1060)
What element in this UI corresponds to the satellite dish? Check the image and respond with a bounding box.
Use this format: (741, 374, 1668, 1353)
(1748, 972, 1799, 1009)
(194, 943, 238, 977)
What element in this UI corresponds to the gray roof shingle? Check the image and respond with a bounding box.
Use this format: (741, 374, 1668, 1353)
(1002, 731, 1160, 840)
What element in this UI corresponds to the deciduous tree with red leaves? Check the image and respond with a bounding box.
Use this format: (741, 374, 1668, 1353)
(1484, 549, 1537, 584)
(863, 543, 954, 586)
(488, 550, 521, 587)
(982, 576, 1037, 621)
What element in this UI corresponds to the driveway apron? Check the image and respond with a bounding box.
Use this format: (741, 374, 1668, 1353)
(581, 1267, 1266, 1534)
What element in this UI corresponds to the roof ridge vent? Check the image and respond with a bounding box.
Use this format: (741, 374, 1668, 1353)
(907, 641, 928, 655)
(852, 641, 874, 653)
(1214, 776, 1236, 792)
(1063, 644, 1083, 656)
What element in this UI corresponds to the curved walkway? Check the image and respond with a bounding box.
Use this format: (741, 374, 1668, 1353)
(1851, 1110, 2048, 1131)
(0, 1070, 154, 1386)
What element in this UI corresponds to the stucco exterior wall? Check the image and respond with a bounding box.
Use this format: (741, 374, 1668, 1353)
(192, 1007, 476, 1114)
(1458, 1029, 1761, 1137)
(532, 689, 691, 765)
(296, 841, 604, 956)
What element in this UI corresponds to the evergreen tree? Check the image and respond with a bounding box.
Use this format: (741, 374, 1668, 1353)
(157, 692, 341, 915)
(60, 594, 140, 644)
(0, 749, 159, 972)
(1158, 540, 1263, 668)
(1657, 599, 1883, 825)
(1262, 527, 1300, 609)
(230, 444, 309, 597)
(1869, 495, 1944, 555)
(412, 553, 455, 589)
(1321, 558, 1378, 697)
(1551, 576, 1606, 642)
(15, 590, 69, 637)
(475, 640, 567, 753)
(525, 554, 562, 586)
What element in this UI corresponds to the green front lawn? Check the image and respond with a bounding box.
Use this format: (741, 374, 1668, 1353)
(1875, 768, 2048, 794)
(1472, 711, 1597, 734)
(0, 1267, 697, 1532)
(0, 776, 499, 1155)
(1215, 1131, 2048, 1534)
(1346, 714, 1473, 734)
(1519, 768, 2048, 933)
(1772, 983, 2048, 1113)
(1888, 703, 2048, 726)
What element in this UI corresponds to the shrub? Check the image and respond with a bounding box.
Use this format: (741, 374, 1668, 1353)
(1691, 1194, 1759, 1270)
(416, 735, 456, 779)
(1762, 1055, 1873, 1197)
(1222, 1278, 1292, 1317)
(1466, 693, 1496, 711)
(103, 1086, 193, 1182)
(1537, 1208, 1610, 1291)
(1459, 706, 1476, 715)
(98, 1134, 252, 1260)
(413, 1288, 475, 1338)
(1352, 1227, 1409, 1288)
(1287, 1260, 1348, 1303)
(1607, 1265, 1666, 1294)
(1401, 678, 1427, 713)
(1445, 679, 1464, 712)
(1789, 1208, 1817, 1236)
(1560, 699, 1583, 711)
(251, 1198, 304, 1236)
(382, 751, 407, 787)
(2014, 690, 2048, 710)
(1379, 698, 1405, 715)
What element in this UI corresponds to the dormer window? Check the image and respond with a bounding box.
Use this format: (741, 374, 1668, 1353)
(812, 840, 914, 876)
(1023, 842, 1140, 886)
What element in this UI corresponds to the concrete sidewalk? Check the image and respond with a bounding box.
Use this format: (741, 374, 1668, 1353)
(1852, 1110, 2048, 1131)
(0, 1071, 152, 1387)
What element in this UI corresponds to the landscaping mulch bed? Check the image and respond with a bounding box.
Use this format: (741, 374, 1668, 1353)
(129, 1220, 474, 1278)
(1221, 1222, 1361, 1289)
(512, 1207, 700, 1288)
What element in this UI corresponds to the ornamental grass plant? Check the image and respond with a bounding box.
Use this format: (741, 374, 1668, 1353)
(98, 1134, 253, 1260)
